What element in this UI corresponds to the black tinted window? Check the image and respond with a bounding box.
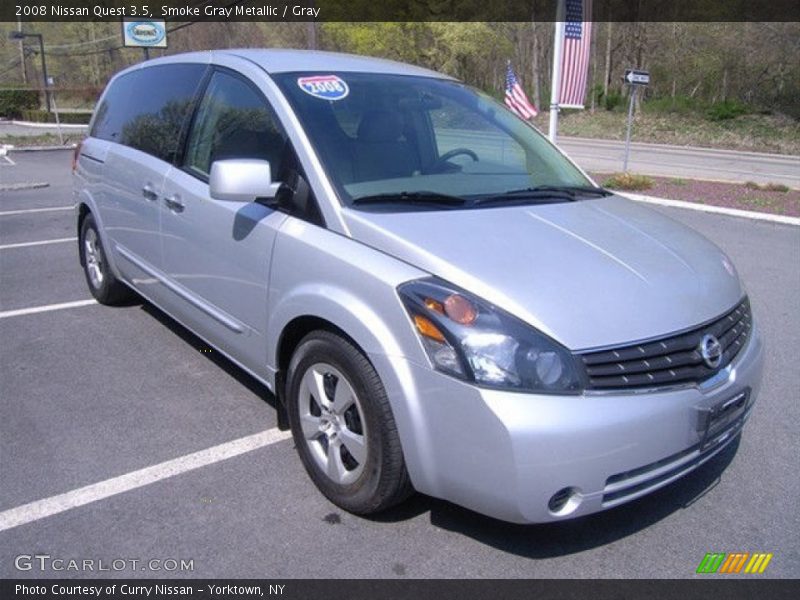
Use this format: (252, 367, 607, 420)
(92, 64, 206, 162)
(184, 71, 288, 177)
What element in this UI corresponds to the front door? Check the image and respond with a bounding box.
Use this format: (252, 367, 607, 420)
(159, 69, 291, 376)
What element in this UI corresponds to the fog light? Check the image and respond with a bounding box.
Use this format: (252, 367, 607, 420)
(548, 487, 582, 515)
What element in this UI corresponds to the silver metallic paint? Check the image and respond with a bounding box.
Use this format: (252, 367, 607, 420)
(73, 49, 765, 523)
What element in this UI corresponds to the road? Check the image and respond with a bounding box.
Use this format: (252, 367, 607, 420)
(2, 119, 799, 188)
(560, 136, 800, 189)
(0, 150, 798, 579)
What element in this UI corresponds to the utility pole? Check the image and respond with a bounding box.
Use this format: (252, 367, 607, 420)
(307, 23, 317, 49)
(16, 18, 27, 84)
(307, 1, 317, 49)
(9, 31, 50, 113)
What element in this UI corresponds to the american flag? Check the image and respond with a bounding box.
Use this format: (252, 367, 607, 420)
(504, 62, 538, 119)
(558, 0, 593, 108)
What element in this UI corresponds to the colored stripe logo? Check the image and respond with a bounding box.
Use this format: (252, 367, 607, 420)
(697, 552, 773, 574)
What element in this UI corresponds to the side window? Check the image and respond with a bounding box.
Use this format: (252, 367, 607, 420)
(91, 72, 136, 142)
(184, 71, 288, 178)
(93, 64, 206, 163)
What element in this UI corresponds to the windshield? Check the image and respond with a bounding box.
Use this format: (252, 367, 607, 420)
(273, 72, 593, 209)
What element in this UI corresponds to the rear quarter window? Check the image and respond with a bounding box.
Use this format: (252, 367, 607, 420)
(91, 63, 206, 163)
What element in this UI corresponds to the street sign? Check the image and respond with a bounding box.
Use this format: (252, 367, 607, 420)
(624, 69, 650, 86)
(621, 69, 650, 171)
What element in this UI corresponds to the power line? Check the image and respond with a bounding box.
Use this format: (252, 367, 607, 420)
(0, 56, 23, 79)
(44, 32, 118, 51)
(0, 48, 36, 80)
(43, 0, 248, 58)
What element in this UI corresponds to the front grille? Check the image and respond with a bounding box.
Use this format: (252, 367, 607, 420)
(580, 298, 752, 390)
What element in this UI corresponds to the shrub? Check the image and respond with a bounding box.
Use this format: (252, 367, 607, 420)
(743, 181, 789, 192)
(603, 91, 624, 112)
(602, 172, 654, 191)
(19, 109, 91, 125)
(706, 99, 749, 121)
(0, 89, 40, 118)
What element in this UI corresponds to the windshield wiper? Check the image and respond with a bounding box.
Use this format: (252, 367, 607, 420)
(351, 191, 467, 207)
(502, 185, 612, 198)
(472, 185, 612, 207)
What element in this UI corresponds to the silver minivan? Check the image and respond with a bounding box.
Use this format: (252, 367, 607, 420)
(73, 50, 763, 523)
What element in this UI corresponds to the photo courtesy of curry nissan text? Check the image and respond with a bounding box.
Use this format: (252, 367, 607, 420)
(72, 49, 764, 524)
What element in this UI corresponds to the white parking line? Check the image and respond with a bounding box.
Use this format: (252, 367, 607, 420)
(0, 206, 72, 216)
(0, 237, 76, 250)
(0, 299, 97, 319)
(0, 428, 292, 532)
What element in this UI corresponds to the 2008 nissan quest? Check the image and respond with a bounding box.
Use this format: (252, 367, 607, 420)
(73, 49, 764, 523)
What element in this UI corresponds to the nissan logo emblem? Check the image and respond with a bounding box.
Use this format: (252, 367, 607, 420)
(699, 334, 723, 369)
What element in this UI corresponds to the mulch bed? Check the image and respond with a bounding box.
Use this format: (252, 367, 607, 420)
(593, 173, 800, 217)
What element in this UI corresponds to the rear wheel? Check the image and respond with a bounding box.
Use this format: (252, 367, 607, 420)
(79, 213, 133, 305)
(286, 331, 413, 514)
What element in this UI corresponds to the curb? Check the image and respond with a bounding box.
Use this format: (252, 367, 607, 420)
(562, 136, 799, 161)
(9, 120, 88, 130)
(621, 192, 800, 227)
(0, 182, 50, 191)
(7, 144, 77, 152)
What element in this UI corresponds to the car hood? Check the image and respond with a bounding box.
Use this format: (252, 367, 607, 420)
(342, 195, 744, 350)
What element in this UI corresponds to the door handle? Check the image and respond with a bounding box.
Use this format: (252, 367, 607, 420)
(164, 194, 185, 213)
(142, 184, 158, 201)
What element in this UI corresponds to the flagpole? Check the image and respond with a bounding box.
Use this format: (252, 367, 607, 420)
(549, 0, 566, 143)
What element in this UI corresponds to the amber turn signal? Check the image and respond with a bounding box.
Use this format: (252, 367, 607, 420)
(413, 314, 446, 342)
(424, 297, 444, 314)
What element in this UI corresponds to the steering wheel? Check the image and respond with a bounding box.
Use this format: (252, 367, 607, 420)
(426, 148, 479, 173)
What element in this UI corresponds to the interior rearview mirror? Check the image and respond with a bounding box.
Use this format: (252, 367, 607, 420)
(209, 159, 282, 203)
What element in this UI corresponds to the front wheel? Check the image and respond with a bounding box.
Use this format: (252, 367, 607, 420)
(286, 331, 413, 515)
(79, 213, 133, 305)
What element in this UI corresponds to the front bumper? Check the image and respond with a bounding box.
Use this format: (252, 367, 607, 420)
(371, 324, 764, 524)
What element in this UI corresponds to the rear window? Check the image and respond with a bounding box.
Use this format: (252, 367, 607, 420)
(91, 63, 206, 163)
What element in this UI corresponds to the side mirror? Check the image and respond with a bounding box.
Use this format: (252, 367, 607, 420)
(209, 159, 282, 203)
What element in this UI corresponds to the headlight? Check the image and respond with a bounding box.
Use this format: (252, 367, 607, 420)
(398, 278, 584, 394)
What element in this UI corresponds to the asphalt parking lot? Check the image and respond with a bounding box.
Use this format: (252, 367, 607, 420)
(1, 150, 798, 579)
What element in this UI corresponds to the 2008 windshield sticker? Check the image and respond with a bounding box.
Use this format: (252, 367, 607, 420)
(297, 75, 349, 101)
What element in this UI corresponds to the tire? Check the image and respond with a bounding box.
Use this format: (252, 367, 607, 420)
(79, 213, 133, 305)
(286, 330, 414, 515)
